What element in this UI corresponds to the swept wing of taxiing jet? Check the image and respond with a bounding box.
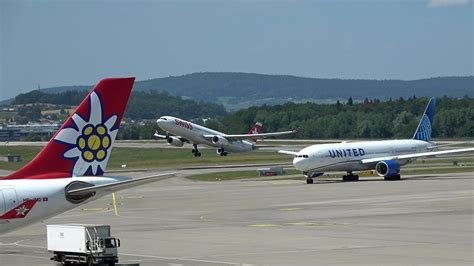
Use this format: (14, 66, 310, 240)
(155, 117, 296, 157)
(279, 98, 474, 184)
(0, 77, 174, 234)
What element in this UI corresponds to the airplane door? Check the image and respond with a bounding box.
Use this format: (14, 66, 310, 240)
(0, 189, 19, 213)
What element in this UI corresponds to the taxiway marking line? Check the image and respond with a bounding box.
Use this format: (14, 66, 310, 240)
(120, 252, 240, 265)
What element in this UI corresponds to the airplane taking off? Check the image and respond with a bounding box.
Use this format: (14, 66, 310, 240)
(155, 116, 296, 157)
(279, 98, 474, 184)
(0, 77, 174, 234)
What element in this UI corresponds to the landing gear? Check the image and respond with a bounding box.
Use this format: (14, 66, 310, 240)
(192, 144, 201, 157)
(342, 172, 359, 182)
(217, 148, 228, 156)
(304, 172, 314, 184)
(384, 174, 401, 181)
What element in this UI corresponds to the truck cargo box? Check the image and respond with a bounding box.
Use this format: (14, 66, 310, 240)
(47, 224, 111, 253)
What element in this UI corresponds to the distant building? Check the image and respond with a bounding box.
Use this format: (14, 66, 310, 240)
(0, 123, 60, 141)
(0, 127, 21, 141)
(0, 155, 21, 162)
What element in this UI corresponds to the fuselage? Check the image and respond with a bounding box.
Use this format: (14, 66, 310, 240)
(157, 116, 254, 152)
(293, 139, 431, 173)
(0, 176, 128, 234)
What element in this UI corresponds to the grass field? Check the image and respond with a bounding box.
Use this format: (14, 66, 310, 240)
(1, 145, 472, 181)
(0, 111, 17, 119)
(0, 145, 289, 171)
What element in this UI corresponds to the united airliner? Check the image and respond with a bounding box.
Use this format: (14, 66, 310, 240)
(279, 98, 474, 184)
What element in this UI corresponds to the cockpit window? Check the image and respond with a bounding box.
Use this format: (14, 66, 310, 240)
(295, 155, 309, 158)
(161, 118, 167, 120)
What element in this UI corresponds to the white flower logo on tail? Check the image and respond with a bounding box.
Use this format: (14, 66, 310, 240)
(54, 92, 117, 177)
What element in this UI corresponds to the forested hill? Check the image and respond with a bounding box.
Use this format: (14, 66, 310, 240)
(38, 73, 473, 110)
(12, 90, 227, 120)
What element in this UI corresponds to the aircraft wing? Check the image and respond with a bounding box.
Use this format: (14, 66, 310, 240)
(278, 150, 299, 156)
(154, 131, 189, 143)
(67, 173, 176, 197)
(361, 148, 474, 164)
(204, 130, 297, 142)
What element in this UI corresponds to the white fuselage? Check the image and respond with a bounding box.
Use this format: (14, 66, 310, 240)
(0, 176, 127, 234)
(293, 139, 431, 174)
(157, 116, 255, 152)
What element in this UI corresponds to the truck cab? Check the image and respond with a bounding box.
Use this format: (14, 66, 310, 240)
(87, 237, 120, 259)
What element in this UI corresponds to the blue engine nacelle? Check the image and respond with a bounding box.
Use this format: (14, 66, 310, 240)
(375, 160, 400, 177)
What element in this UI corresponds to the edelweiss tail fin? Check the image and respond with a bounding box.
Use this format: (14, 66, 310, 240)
(4, 77, 135, 180)
(413, 97, 436, 142)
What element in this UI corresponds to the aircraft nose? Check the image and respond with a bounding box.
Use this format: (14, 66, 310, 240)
(293, 157, 305, 171)
(157, 116, 167, 125)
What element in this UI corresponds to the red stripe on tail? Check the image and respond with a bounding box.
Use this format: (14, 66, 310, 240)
(3, 77, 135, 180)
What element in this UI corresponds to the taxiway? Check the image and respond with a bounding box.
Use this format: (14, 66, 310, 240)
(1, 171, 473, 265)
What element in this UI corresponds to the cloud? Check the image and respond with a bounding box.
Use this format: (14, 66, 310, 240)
(428, 0, 471, 7)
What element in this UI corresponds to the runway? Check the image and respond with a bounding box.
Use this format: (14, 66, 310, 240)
(1, 171, 473, 265)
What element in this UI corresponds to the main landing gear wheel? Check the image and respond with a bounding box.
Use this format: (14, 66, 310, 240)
(192, 145, 201, 157)
(218, 148, 228, 156)
(342, 173, 359, 182)
(306, 178, 314, 184)
(384, 174, 401, 181)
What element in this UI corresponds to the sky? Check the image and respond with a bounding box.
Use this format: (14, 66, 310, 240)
(0, 0, 472, 100)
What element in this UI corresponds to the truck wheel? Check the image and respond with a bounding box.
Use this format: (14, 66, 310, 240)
(87, 256, 94, 266)
(60, 254, 70, 266)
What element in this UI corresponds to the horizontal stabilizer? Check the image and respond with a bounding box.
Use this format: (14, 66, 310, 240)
(67, 173, 176, 197)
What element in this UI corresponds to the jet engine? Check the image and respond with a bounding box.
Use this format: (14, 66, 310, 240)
(166, 136, 184, 147)
(65, 181, 96, 204)
(212, 135, 229, 146)
(375, 160, 400, 178)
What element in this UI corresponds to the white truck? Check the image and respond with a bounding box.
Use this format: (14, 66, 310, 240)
(47, 224, 120, 266)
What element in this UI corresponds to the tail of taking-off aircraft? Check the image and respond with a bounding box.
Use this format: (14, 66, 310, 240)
(247, 122, 263, 142)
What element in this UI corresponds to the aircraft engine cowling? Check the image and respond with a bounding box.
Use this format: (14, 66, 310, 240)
(212, 135, 229, 146)
(167, 136, 184, 147)
(375, 160, 400, 177)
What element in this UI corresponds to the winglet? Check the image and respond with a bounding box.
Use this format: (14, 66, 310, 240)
(413, 97, 436, 142)
(0, 199, 37, 219)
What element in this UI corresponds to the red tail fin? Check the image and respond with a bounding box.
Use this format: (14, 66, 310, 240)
(4, 77, 135, 180)
(247, 122, 263, 142)
(0, 199, 37, 219)
(247, 122, 263, 135)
